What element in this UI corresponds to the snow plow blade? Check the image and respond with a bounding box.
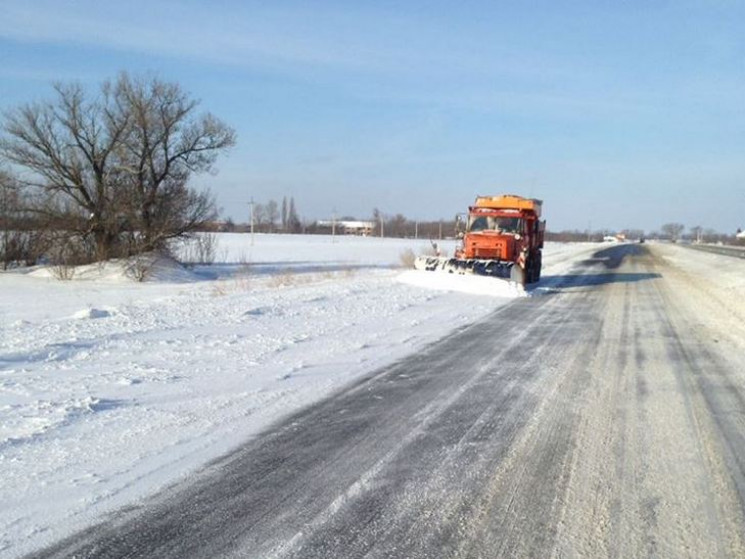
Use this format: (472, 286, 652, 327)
(414, 256, 524, 284)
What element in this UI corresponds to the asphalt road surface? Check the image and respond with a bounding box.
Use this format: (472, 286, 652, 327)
(28, 244, 745, 558)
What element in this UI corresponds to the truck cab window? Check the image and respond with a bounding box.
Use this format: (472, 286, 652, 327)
(469, 217, 488, 231)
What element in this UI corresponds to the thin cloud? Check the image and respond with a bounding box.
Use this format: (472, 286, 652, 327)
(0, 1, 574, 81)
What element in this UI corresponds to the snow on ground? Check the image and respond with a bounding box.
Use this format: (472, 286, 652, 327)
(655, 242, 745, 300)
(652, 242, 745, 350)
(398, 270, 529, 297)
(0, 234, 597, 556)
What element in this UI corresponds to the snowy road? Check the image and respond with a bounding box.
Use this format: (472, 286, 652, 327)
(25, 243, 745, 559)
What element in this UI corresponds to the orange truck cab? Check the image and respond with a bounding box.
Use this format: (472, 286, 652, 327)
(455, 195, 546, 283)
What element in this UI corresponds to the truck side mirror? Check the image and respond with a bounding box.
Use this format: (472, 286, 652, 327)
(455, 214, 466, 238)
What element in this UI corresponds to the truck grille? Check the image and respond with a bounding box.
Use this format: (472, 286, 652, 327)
(473, 247, 504, 259)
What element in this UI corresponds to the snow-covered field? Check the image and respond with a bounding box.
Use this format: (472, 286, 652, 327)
(5, 235, 739, 557)
(0, 234, 592, 556)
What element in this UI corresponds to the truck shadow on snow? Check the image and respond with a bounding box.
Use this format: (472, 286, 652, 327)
(532, 244, 661, 290)
(535, 272, 661, 289)
(578, 243, 648, 269)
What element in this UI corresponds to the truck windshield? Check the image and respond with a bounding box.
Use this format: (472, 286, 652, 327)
(468, 216, 522, 233)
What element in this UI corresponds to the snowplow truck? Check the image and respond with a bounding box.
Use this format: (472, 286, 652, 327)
(414, 194, 546, 285)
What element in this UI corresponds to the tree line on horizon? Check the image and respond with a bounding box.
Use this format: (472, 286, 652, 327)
(240, 196, 302, 234)
(546, 223, 738, 245)
(212, 206, 456, 241)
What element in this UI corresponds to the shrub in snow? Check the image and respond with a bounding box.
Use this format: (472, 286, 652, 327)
(399, 249, 417, 269)
(178, 233, 219, 265)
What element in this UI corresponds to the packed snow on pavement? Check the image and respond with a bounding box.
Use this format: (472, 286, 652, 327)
(0, 235, 710, 556)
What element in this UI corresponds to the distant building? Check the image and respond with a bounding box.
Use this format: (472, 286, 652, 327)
(316, 220, 375, 236)
(736, 229, 745, 240)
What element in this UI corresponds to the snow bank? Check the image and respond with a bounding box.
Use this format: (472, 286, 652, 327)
(397, 269, 528, 297)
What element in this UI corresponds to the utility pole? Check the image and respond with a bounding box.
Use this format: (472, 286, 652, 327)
(380, 214, 385, 238)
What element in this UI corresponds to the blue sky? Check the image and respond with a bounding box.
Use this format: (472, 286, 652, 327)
(1, 1, 744, 232)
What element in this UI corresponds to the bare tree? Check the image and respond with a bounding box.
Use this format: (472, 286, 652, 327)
(0, 72, 236, 262)
(281, 196, 288, 230)
(703, 228, 727, 244)
(288, 197, 301, 233)
(0, 167, 18, 222)
(0, 167, 56, 268)
(661, 222, 685, 242)
(0, 168, 21, 268)
(252, 202, 267, 231)
(386, 213, 409, 237)
(372, 208, 383, 237)
(112, 73, 235, 252)
(266, 199, 279, 232)
(0, 82, 130, 259)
